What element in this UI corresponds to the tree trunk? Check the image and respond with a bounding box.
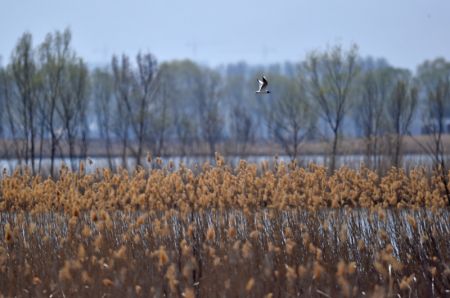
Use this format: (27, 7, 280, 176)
(330, 128, 339, 173)
(29, 107, 36, 175)
(105, 133, 114, 170)
(121, 135, 128, 168)
(68, 135, 76, 171)
(50, 132, 57, 177)
(393, 134, 401, 168)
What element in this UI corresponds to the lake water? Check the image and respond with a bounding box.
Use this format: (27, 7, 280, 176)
(0, 153, 443, 174)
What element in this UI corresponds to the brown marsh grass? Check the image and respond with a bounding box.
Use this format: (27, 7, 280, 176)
(0, 156, 449, 297)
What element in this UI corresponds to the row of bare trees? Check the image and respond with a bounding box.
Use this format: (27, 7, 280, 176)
(0, 29, 88, 176)
(258, 45, 427, 174)
(1, 30, 450, 179)
(354, 64, 418, 171)
(92, 59, 224, 170)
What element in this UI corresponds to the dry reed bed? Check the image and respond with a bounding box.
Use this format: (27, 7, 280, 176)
(0, 209, 449, 297)
(1, 156, 449, 213)
(0, 157, 449, 297)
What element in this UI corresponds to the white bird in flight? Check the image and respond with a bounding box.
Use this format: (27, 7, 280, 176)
(256, 75, 270, 94)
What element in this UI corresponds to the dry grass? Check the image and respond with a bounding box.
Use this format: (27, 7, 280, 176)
(0, 155, 449, 297)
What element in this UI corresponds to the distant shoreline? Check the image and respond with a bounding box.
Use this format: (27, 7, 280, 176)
(1, 134, 449, 160)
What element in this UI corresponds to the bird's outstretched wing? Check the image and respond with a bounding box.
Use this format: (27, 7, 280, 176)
(257, 78, 264, 92)
(261, 76, 268, 89)
(257, 76, 268, 92)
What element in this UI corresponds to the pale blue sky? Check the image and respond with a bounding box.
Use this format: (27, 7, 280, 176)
(1, 0, 449, 70)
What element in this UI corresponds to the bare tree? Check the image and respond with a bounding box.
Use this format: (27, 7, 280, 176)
(230, 106, 254, 156)
(176, 116, 197, 157)
(161, 60, 200, 157)
(261, 74, 314, 160)
(79, 90, 90, 162)
(195, 68, 224, 156)
(354, 65, 397, 170)
(304, 44, 359, 172)
(151, 72, 171, 157)
(38, 28, 72, 176)
(58, 58, 88, 170)
(386, 78, 418, 168)
(226, 69, 255, 156)
(10, 32, 39, 173)
(416, 58, 450, 205)
(112, 52, 158, 167)
(111, 54, 133, 167)
(0, 61, 10, 160)
(36, 74, 47, 173)
(133, 52, 158, 165)
(92, 67, 115, 169)
(1, 66, 25, 170)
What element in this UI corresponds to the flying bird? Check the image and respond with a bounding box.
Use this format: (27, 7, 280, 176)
(256, 76, 270, 94)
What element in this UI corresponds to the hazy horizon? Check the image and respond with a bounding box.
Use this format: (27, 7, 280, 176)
(1, 0, 450, 70)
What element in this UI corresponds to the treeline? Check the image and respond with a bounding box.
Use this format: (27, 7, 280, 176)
(0, 29, 450, 176)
